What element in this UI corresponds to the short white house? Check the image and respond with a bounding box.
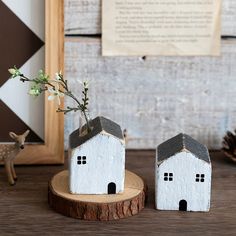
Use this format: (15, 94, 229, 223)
(69, 116, 125, 195)
(155, 133, 211, 212)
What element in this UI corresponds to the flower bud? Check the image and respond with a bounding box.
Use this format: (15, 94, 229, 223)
(8, 68, 16, 75)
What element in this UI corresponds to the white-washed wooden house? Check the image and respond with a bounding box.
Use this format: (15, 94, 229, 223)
(155, 133, 211, 212)
(69, 116, 125, 194)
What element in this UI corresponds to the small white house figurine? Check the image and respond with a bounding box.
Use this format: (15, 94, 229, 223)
(69, 116, 125, 194)
(155, 133, 211, 212)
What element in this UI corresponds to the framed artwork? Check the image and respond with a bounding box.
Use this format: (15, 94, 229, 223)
(0, 0, 64, 164)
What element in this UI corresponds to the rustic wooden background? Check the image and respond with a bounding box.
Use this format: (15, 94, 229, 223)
(64, 0, 236, 150)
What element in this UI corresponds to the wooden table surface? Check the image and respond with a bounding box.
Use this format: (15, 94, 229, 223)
(0, 150, 236, 235)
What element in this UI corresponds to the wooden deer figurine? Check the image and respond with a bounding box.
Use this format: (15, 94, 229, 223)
(0, 130, 30, 185)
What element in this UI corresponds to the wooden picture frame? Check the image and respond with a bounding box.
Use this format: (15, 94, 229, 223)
(15, 0, 64, 164)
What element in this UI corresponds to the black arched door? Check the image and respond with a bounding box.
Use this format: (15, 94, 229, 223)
(179, 200, 187, 211)
(108, 182, 116, 194)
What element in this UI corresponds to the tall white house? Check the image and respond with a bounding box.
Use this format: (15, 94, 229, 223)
(69, 116, 125, 195)
(155, 133, 211, 212)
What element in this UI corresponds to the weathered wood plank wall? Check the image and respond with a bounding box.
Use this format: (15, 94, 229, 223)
(64, 0, 236, 150)
(64, 0, 236, 36)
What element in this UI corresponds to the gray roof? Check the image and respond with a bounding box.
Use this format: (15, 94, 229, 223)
(157, 133, 210, 163)
(69, 116, 124, 149)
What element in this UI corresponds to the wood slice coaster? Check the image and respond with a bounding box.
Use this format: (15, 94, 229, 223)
(48, 170, 146, 221)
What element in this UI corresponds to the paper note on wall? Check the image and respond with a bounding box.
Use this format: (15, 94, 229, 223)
(102, 0, 222, 56)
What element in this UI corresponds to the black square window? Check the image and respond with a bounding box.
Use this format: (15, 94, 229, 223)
(164, 173, 173, 181)
(77, 156, 86, 165)
(196, 174, 204, 182)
